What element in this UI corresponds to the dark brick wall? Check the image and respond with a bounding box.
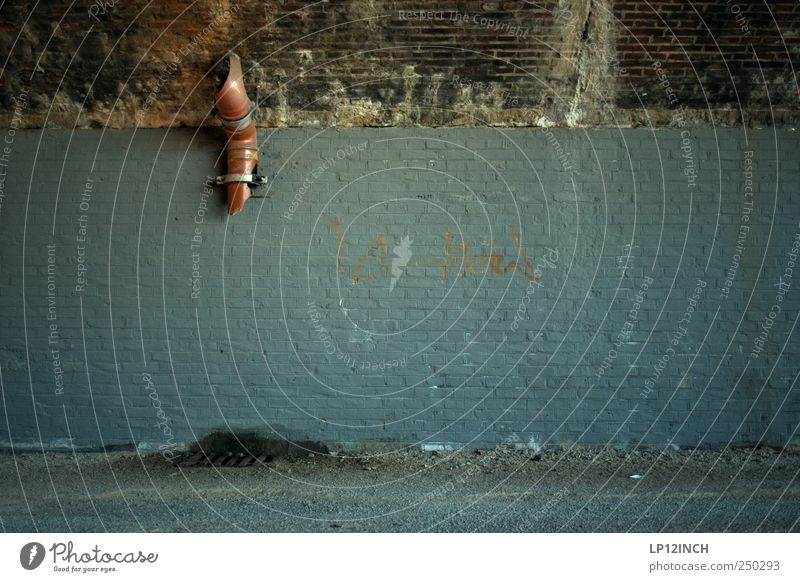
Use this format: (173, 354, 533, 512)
(0, 1, 797, 129)
(614, 0, 799, 119)
(0, 127, 798, 451)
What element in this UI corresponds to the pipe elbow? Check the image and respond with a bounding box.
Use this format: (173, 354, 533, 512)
(214, 53, 263, 215)
(215, 53, 252, 122)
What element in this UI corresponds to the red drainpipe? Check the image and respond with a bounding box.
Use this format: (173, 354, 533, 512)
(214, 53, 265, 215)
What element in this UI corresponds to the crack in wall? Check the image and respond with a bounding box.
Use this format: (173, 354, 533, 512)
(563, 0, 618, 126)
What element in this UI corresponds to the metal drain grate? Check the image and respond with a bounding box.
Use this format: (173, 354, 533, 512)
(175, 452, 274, 468)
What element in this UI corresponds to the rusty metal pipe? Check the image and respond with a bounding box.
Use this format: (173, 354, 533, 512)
(214, 53, 264, 215)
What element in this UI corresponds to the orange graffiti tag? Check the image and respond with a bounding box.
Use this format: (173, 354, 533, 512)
(332, 219, 540, 285)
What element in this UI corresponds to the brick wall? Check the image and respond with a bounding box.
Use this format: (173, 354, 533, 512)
(614, 0, 799, 122)
(0, 0, 798, 128)
(0, 127, 798, 451)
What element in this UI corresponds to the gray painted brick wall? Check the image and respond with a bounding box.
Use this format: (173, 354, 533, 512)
(0, 128, 798, 451)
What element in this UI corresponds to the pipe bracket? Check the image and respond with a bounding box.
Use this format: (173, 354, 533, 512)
(215, 173, 267, 187)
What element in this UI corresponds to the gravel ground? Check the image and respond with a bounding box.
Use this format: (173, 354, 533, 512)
(1, 446, 798, 532)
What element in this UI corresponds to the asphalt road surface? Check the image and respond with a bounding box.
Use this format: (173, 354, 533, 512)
(1, 446, 798, 532)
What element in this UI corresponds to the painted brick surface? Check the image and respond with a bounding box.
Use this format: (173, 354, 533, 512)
(0, 127, 798, 451)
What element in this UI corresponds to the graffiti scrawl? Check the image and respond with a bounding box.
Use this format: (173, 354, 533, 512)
(332, 218, 540, 287)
